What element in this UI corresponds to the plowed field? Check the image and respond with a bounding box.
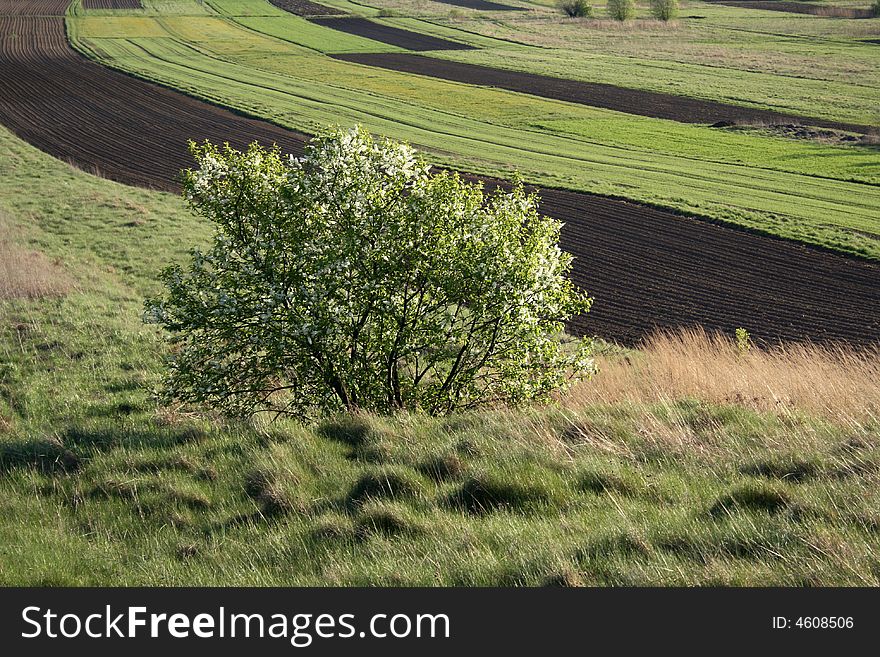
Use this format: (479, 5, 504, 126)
(308, 17, 475, 51)
(1, 1, 877, 346)
(431, 0, 524, 10)
(1, 0, 67, 13)
(81, 0, 142, 9)
(705, 1, 874, 18)
(267, 0, 345, 16)
(333, 53, 876, 134)
(0, 15, 308, 188)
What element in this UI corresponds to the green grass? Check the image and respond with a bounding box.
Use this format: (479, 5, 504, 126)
(72, 0, 880, 125)
(67, 1, 880, 258)
(2, 127, 880, 585)
(385, 1, 880, 125)
(4, 2, 879, 584)
(229, 15, 407, 52)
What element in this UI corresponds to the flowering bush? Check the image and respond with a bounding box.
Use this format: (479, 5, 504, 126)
(145, 126, 594, 419)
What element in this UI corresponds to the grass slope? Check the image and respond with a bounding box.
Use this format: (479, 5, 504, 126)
(1, 126, 879, 586)
(68, 1, 880, 258)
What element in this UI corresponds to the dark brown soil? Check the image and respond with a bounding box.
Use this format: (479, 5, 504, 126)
(81, 0, 142, 9)
(0, 0, 68, 12)
(0, 15, 308, 189)
(715, 122, 863, 144)
(333, 53, 877, 135)
(704, 1, 874, 18)
(1, 2, 878, 347)
(267, 0, 345, 16)
(432, 0, 525, 10)
(308, 17, 476, 51)
(528, 184, 880, 346)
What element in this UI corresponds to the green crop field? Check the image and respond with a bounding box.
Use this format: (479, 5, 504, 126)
(391, 2, 880, 125)
(68, 0, 880, 258)
(2, 126, 880, 586)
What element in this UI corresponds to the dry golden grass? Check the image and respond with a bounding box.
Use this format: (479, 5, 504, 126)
(0, 212, 73, 300)
(567, 328, 880, 423)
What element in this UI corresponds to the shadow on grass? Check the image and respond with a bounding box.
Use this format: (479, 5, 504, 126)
(85, 402, 143, 418)
(202, 510, 268, 536)
(0, 438, 81, 474)
(0, 424, 208, 476)
(354, 505, 424, 540)
(739, 457, 821, 482)
(317, 416, 372, 448)
(63, 424, 207, 450)
(709, 482, 791, 517)
(244, 468, 298, 517)
(346, 467, 427, 511)
(576, 532, 651, 561)
(416, 453, 465, 482)
(446, 475, 563, 515)
(578, 469, 637, 496)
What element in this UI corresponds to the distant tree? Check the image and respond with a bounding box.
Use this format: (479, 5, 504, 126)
(558, 0, 594, 17)
(872, 0, 880, 16)
(145, 127, 595, 420)
(607, 0, 635, 20)
(650, 0, 678, 20)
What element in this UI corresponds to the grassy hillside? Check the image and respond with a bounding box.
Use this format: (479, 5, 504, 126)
(2, 126, 879, 586)
(67, 0, 880, 258)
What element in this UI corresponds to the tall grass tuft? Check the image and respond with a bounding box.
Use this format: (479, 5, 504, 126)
(0, 212, 73, 300)
(566, 328, 880, 423)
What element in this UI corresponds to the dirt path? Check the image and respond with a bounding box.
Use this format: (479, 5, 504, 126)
(0, 1, 877, 347)
(333, 53, 877, 134)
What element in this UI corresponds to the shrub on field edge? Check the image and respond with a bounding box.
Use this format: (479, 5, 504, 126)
(607, 0, 635, 20)
(145, 126, 595, 420)
(650, 0, 678, 20)
(558, 0, 593, 17)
